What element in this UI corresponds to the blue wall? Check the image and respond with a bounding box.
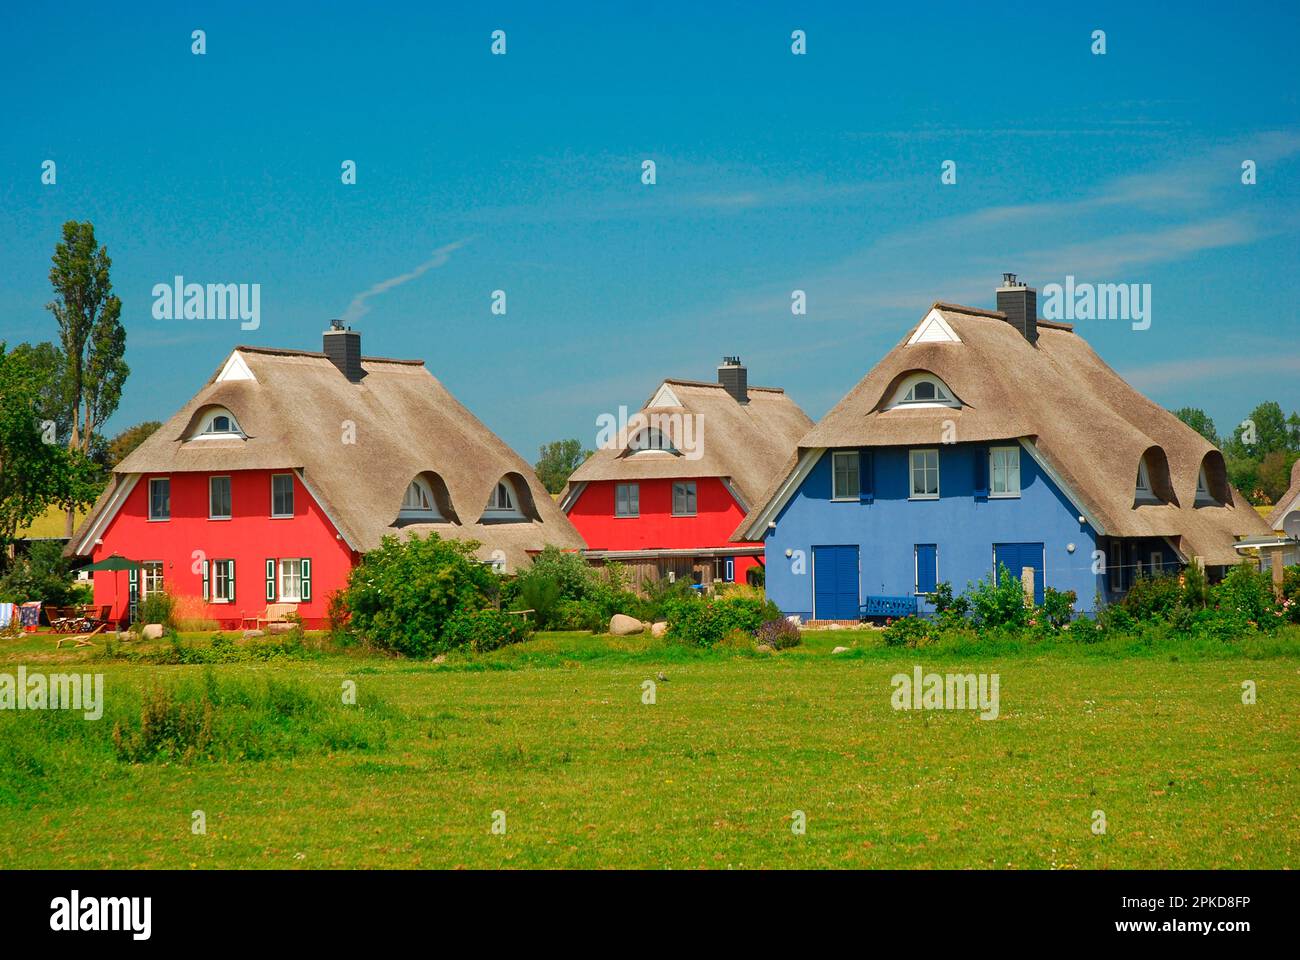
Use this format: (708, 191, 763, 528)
(764, 443, 1108, 618)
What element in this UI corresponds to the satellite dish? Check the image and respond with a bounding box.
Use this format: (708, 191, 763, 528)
(1284, 511, 1300, 540)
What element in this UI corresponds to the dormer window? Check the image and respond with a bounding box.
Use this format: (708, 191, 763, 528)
(627, 428, 677, 456)
(487, 481, 515, 512)
(399, 478, 443, 520)
(1135, 457, 1160, 504)
(885, 373, 961, 410)
(1194, 452, 1229, 506)
(1196, 466, 1210, 500)
(193, 407, 244, 439)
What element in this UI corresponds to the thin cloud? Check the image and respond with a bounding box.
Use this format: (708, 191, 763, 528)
(340, 240, 467, 324)
(1123, 354, 1300, 391)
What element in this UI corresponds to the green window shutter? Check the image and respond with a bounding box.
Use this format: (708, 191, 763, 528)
(128, 568, 139, 622)
(266, 560, 276, 601)
(228, 560, 236, 602)
(301, 559, 312, 601)
(202, 560, 210, 601)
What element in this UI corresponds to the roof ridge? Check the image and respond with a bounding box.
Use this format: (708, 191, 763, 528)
(661, 377, 785, 393)
(932, 301, 1005, 319)
(233, 345, 425, 365)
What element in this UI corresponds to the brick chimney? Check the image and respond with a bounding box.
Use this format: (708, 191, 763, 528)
(718, 356, 748, 403)
(323, 320, 363, 382)
(996, 273, 1038, 344)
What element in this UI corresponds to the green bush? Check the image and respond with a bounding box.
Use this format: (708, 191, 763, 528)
(1040, 587, 1077, 629)
(882, 615, 932, 648)
(1119, 575, 1184, 621)
(662, 594, 779, 647)
(1281, 565, 1300, 623)
(552, 597, 604, 631)
(968, 565, 1031, 629)
(0, 541, 88, 606)
(516, 572, 561, 627)
(1211, 563, 1282, 630)
(443, 608, 532, 653)
(339, 534, 497, 657)
(135, 587, 177, 629)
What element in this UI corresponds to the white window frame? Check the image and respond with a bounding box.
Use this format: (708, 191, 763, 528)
(909, 449, 940, 500)
(672, 481, 697, 517)
(209, 475, 232, 520)
(486, 480, 515, 512)
(148, 477, 170, 521)
(279, 559, 304, 603)
(142, 560, 164, 598)
(1136, 458, 1153, 498)
(399, 478, 442, 520)
(212, 559, 235, 603)
(615, 482, 639, 518)
(989, 446, 1021, 498)
(886, 372, 961, 410)
(271, 473, 295, 518)
(628, 427, 677, 456)
(831, 451, 860, 501)
(193, 407, 244, 439)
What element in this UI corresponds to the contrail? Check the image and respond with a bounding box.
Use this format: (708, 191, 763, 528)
(339, 240, 467, 324)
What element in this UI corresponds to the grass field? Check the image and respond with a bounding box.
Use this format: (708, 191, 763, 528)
(1, 628, 1297, 869)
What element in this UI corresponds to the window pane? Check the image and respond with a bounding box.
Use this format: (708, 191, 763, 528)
(280, 559, 302, 601)
(274, 475, 294, 515)
(150, 479, 170, 518)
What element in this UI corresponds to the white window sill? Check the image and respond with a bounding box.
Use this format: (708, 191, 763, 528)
(147, 517, 170, 522)
(209, 516, 232, 521)
(988, 492, 1021, 499)
(908, 494, 939, 501)
(830, 496, 860, 502)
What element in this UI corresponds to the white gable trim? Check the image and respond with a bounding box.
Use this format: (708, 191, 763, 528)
(736, 448, 824, 541)
(559, 481, 587, 513)
(648, 383, 682, 408)
(1017, 438, 1107, 536)
(907, 308, 962, 345)
(1274, 490, 1300, 532)
(72, 474, 141, 555)
(293, 468, 359, 550)
(216, 351, 256, 382)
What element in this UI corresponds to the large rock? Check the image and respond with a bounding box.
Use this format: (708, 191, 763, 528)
(650, 621, 668, 638)
(242, 629, 265, 639)
(832, 645, 850, 654)
(609, 614, 644, 636)
(141, 623, 164, 641)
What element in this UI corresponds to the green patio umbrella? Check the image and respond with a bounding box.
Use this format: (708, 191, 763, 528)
(79, 555, 143, 626)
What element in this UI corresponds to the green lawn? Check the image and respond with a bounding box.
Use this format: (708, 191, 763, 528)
(1, 628, 1297, 868)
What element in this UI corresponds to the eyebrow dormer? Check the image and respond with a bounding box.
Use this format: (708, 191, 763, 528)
(396, 471, 457, 524)
(1195, 451, 1231, 506)
(188, 406, 245, 440)
(1135, 447, 1177, 506)
(883, 372, 962, 410)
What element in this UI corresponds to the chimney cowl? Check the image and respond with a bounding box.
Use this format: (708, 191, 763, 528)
(717, 356, 748, 404)
(323, 322, 364, 381)
(995, 274, 1038, 344)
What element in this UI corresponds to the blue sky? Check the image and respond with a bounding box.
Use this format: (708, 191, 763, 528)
(2, 0, 1297, 459)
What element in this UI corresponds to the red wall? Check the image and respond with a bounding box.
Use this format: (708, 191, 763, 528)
(567, 477, 761, 579)
(92, 470, 356, 629)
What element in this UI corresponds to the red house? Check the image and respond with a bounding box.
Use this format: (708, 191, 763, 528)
(67, 324, 583, 628)
(562, 358, 811, 588)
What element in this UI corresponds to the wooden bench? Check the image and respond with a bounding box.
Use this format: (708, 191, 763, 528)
(860, 595, 918, 619)
(243, 603, 299, 631)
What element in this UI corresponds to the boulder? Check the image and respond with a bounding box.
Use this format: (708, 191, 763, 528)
(650, 621, 668, 638)
(609, 614, 644, 636)
(755, 643, 775, 654)
(242, 629, 265, 639)
(267, 621, 294, 634)
(832, 645, 850, 654)
(432, 654, 447, 664)
(141, 623, 164, 641)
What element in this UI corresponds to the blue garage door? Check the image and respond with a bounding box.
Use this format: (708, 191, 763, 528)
(993, 542, 1045, 605)
(814, 545, 860, 620)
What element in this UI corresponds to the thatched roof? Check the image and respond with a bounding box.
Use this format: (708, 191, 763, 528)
(566, 376, 812, 510)
(70, 346, 584, 571)
(737, 303, 1269, 564)
(1265, 459, 1300, 528)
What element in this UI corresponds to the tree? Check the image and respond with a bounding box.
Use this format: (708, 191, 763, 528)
(1224, 401, 1293, 459)
(46, 221, 128, 534)
(0, 344, 100, 569)
(535, 438, 592, 494)
(6, 342, 71, 441)
(1174, 407, 1218, 446)
(102, 421, 162, 469)
(1257, 450, 1297, 505)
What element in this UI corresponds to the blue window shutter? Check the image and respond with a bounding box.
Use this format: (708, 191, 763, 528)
(916, 544, 938, 594)
(858, 450, 874, 503)
(974, 446, 988, 499)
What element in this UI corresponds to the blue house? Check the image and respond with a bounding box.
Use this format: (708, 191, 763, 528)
(734, 276, 1270, 620)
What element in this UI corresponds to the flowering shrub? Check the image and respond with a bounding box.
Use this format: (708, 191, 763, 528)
(756, 617, 802, 650)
